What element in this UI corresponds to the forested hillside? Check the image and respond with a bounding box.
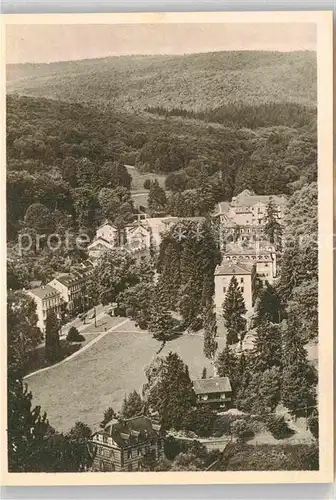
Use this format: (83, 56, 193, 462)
(7, 51, 316, 111)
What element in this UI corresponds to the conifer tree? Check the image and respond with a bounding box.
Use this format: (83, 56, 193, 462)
(255, 282, 282, 324)
(148, 179, 167, 214)
(263, 196, 282, 246)
(253, 320, 283, 372)
(222, 276, 247, 345)
(216, 346, 238, 394)
(145, 352, 195, 430)
(203, 301, 218, 368)
(281, 317, 317, 416)
(148, 300, 174, 342)
(121, 390, 144, 418)
(45, 311, 61, 363)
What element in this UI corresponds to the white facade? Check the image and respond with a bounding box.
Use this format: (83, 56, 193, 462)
(214, 263, 255, 316)
(96, 222, 118, 245)
(26, 285, 63, 332)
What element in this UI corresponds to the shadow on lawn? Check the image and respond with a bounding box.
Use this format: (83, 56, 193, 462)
(24, 339, 83, 377)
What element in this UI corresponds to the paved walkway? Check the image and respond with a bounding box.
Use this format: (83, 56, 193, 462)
(24, 318, 130, 380)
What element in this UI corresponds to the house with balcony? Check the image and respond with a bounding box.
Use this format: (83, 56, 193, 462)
(90, 416, 165, 472)
(193, 377, 232, 409)
(26, 285, 63, 332)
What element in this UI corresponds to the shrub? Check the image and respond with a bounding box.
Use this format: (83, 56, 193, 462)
(183, 407, 216, 438)
(267, 415, 294, 440)
(231, 419, 254, 442)
(307, 414, 318, 439)
(114, 307, 126, 317)
(143, 179, 151, 190)
(66, 326, 85, 343)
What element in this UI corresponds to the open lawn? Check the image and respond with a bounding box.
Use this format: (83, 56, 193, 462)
(126, 165, 166, 192)
(26, 320, 225, 432)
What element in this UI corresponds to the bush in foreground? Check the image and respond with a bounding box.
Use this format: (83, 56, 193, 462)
(66, 327, 85, 343)
(267, 415, 294, 440)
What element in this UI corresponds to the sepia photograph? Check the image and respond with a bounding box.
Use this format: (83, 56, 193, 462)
(1, 11, 333, 485)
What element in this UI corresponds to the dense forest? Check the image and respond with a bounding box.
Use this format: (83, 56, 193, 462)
(7, 51, 316, 110)
(7, 92, 316, 238)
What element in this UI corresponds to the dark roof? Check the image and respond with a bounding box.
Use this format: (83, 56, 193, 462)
(215, 262, 254, 276)
(193, 377, 232, 395)
(27, 284, 61, 299)
(95, 416, 162, 448)
(234, 191, 287, 206)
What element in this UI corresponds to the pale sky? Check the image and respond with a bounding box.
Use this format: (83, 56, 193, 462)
(6, 23, 316, 64)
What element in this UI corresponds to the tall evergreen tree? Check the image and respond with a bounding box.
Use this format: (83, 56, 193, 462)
(45, 311, 61, 363)
(222, 276, 247, 345)
(145, 352, 195, 430)
(255, 282, 283, 324)
(281, 316, 317, 416)
(263, 196, 282, 246)
(203, 301, 218, 369)
(121, 390, 144, 418)
(148, 300, 174, 342)
(253, 320, 283, 372)
(148, 179, 167, 214)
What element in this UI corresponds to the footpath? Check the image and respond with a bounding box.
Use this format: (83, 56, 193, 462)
(24, 317, 130, 380)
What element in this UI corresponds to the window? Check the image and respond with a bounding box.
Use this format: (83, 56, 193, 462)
(241, 287, 244, 293)
(138, 448, 142, 456)
(103, 435, 107, 443)
(223, 287, 226, 293)
(127, 463, 133, 471)
(127, 449, 132, 459)
(240, 277, 244, 283)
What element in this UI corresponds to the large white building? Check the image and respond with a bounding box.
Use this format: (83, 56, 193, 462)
(26, 285, 64, 332)
(214, 261, 256, 316)
(214, 190, 287, 228)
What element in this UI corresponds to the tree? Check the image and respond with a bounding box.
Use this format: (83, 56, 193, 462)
(66, 326, 85, 343)
(72, 186, 98, 232)
(143, 179, 151, 190)
(281, 317, 317, 416)
(7, 291, 43, 375)
(171, 452, 203, 471)
(148, 179, 167, 214)
(94, 249, 139, 304)
(100, 407, 116, 428)
(8, 376, 49, 471)
(308, 414, 318, 439)
(145, 352, 195, 430)
(183, 406, 216, 437)
(255, 282, 282, 324)
(148, 301, 174, 342)
(203, 301, 218, 368)
(121, 390, 144, 418)
(98, 187, 121, 220)
(201, 367, 207, 379)
(45, 311, 61, 363)
(222, 276, 247, 345)
(253, 321, 283, 372)
(231, 419, 253, 442)
(263, 197, 282, 245)
(118, 281, 154, 329)
(24, 202, 54, 235)
(68, 421, 92, 440)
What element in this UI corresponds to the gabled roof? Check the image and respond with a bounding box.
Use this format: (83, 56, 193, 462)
(234, 191, 287, 207)
(193, 377, 232, 395)
(97, 219, 118, 231)
(95, 415, 162, 448)
(215, 262, 254, 276)
(87, 237, 114, 249)
(27, 284, 61, 299)
(224, 242, 275, 256)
